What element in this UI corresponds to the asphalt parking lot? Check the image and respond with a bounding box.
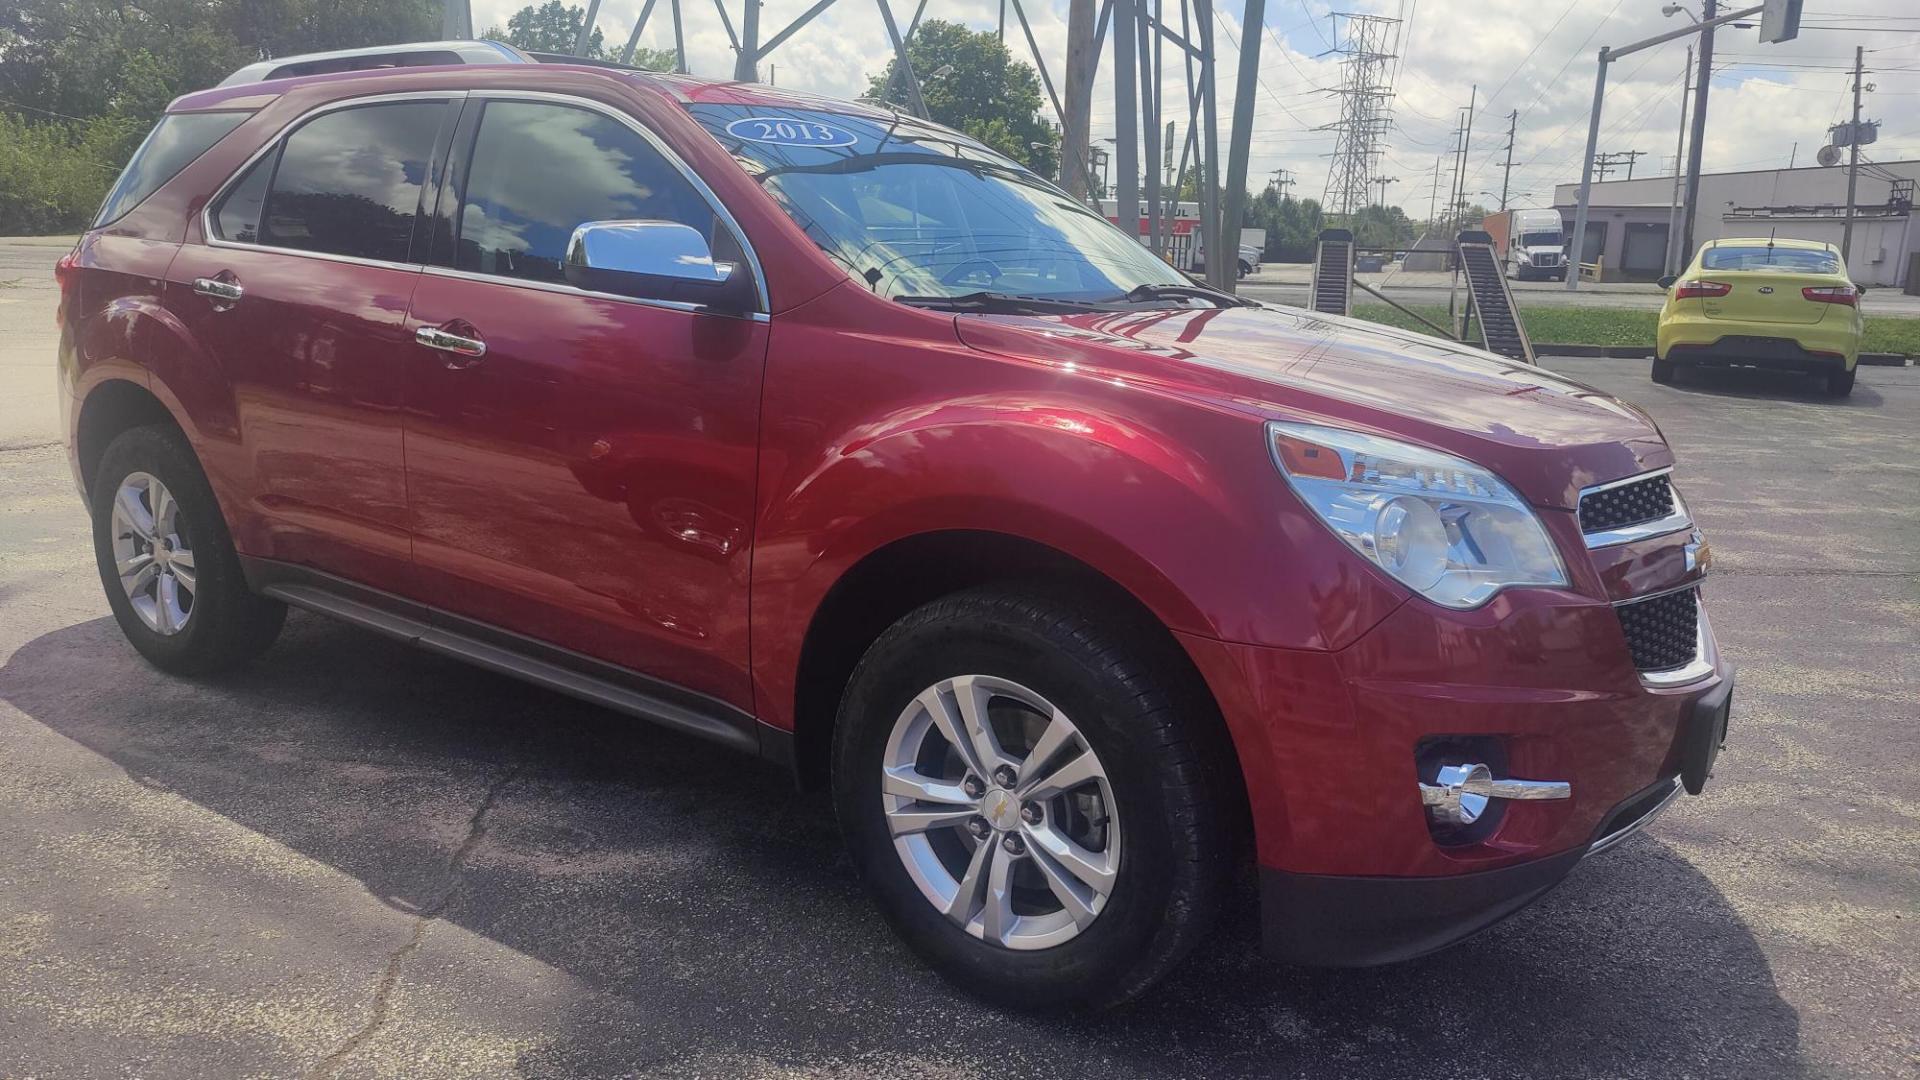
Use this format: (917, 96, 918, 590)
(1, 237, 1916, 1078)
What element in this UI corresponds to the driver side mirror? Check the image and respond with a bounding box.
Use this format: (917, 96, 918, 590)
(564, 220, 758, 316)
(1656, 275, 1677, 290)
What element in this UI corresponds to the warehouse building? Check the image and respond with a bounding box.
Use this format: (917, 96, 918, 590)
(1551, 160, 1918, 287)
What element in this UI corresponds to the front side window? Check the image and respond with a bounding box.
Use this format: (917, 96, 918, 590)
(453, 100, 719, 284)
(95, 111, 250, 227)
(259, 101, 446, 263)
(685, 104, 1190, 303)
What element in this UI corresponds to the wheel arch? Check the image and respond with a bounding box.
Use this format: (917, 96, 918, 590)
(74, 378, 182, 500)
(788, 528, 1251, 847)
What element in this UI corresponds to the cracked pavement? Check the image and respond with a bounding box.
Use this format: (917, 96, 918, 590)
(0, 235, 1915, 1078)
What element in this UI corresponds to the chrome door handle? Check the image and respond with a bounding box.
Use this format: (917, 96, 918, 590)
(414, 325, 487, 362)
(192, 277, 243, 302)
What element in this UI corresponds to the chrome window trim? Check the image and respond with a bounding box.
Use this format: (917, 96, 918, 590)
(456, 89, 770, 313)
(420, 264, 770, 322)
(196, 88, 772, 319)
(199, 90, 468, 269)
(1578, 467, 1693, 549)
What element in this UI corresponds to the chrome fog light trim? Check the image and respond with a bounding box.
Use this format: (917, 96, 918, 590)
(1420, 763, 1572, 827)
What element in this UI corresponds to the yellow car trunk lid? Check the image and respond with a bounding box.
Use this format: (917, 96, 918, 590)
(1699, 270, 1835, 325)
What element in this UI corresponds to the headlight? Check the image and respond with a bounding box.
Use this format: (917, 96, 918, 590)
(1267, 421, 1568, 609)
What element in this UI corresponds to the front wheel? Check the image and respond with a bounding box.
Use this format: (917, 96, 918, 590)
(832, 588, 1233, 1010)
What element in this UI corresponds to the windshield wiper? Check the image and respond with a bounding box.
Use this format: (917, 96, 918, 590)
(1118, 282, 1259, 308)
(895, 291, 1116, 315)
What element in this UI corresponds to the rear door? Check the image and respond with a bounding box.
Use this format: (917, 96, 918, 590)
(401, 93, 768, 711)
(167, 94, 459, 594)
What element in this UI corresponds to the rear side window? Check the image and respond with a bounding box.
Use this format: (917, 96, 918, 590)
(258, 101, 446, 263)
(453, 100, 718, 283)
(213, 154, 273, 242)
(95, 112, 250, 227)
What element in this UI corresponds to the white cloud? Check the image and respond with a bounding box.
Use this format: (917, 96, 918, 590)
(474, 0, 1920, 214)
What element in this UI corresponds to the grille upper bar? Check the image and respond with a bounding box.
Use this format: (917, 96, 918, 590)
(1578, 468, 1692, 548)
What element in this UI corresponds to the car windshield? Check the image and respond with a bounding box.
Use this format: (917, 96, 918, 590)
(685, 103, 1192, 303)
(1519, 232, 1561, 248)
(1700, 245, 1840, 273)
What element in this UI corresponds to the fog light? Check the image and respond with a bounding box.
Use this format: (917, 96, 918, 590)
(1419, 762, 1572, 828)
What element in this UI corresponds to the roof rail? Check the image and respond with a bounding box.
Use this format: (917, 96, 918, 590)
(216, 40, 533, 87)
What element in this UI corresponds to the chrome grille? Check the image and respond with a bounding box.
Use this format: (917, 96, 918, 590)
(1580, 473, 1676, 535)
(1616, 588, 1699, 672)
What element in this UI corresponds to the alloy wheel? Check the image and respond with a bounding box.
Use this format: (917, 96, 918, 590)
(110, 471, 196, 635)
(881, 674, 1121, 950)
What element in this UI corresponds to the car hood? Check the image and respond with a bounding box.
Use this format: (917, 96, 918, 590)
(952, 304, 1671, 510)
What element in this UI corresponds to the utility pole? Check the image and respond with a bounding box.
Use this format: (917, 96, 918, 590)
(1374, 176, 1398, 206)
(1061, 0, 1097, 202)
(1841, 44, 1864, 263)
(1428, 155, 1444, 229)
(1665, 45, 1692, 276)
(1498, 109, 1517, 211)
(1680, 0, 1718, 266)
(1220, 0, 1266, 291)
(1569, 2, 1769, 292)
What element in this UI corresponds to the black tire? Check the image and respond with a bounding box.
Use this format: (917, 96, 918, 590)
(1651, 357, 1676, 384)
(1825, 366, 1856, 397)
(90, 424, 285, 674)
(831, 587, 1233, 1010)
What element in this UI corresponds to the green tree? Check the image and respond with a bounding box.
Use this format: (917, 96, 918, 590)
(865, 20, 1058, 177)
(481, 2, 676, 69)
(483, 1, 607, 57)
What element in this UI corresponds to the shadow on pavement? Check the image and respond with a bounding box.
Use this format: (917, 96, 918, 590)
(1662, 364, 1888, 407)
(1, 613, 1806, 1078)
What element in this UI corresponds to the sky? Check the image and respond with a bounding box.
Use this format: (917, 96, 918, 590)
(471, 0, 1920, 217)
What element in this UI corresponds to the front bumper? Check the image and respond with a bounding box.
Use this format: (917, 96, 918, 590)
(1177, 571, 1733, 965)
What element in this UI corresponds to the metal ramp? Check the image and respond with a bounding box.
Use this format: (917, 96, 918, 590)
(1309, 229, 1354, 316)
(1455, 230, 1536, 364)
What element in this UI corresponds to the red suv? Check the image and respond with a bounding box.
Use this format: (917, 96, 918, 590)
(58, 48, 1732, 1009)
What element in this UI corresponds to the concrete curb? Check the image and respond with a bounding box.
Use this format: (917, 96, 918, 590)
(1539, 345, 1910, 367)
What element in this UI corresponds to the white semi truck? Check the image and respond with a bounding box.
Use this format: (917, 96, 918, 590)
(1483, 208, 1568, 282)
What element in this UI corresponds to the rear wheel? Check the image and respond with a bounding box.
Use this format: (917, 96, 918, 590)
(1651, 357, 1677, 384)
(1825, 366, 1856, 397)
(90, 425, 285, 674)
(832, 587, 1232, 1010)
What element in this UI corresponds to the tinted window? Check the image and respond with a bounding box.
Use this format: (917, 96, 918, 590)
(213, 153, 274, 242)
(262, 101, 445, 263)
(1700, 246, 1841, 273)
(455, 101, 716, 283)
(95, 112, 249, 227)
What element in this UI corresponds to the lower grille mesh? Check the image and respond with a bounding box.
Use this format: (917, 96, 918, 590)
(1617, 588, 1699, 671)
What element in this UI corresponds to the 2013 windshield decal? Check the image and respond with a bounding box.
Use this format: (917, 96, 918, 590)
(725, 117, 859, 148)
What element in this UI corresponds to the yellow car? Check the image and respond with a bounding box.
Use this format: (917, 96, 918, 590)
(1655, 237, 1865, 396)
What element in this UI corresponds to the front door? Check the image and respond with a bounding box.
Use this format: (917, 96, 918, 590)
(403, 95, 767, 711)
(166, 96, 457, 595)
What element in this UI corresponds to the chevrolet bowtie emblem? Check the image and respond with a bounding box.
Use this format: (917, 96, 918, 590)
(1684, 530, 1712, 574)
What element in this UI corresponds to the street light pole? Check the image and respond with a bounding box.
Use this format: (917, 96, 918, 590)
(1566, 3, 1762, 291)
(1664, 45, 1692, 276)
(1679, 0, 1719, 266)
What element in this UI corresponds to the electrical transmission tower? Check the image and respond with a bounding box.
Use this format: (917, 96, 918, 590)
(1319, 12, 1402, 220)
